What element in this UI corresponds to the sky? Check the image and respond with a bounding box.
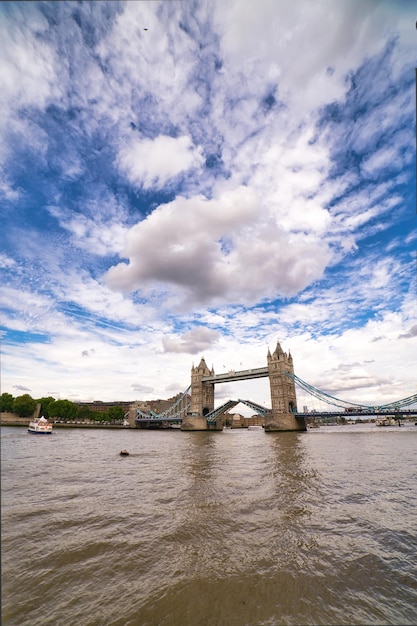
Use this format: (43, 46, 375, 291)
(0, 0, 416, 412)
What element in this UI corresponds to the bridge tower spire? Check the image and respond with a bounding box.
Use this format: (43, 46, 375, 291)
(265, 341, 306, 432)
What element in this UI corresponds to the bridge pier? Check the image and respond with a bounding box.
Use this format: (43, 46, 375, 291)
(181, 415, 223, 431)
(264, 412, 307, 432)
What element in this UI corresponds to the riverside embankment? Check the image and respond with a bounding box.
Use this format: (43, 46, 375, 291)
(0, 412, 130, 429)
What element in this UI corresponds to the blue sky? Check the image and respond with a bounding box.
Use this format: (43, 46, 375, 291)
(1, 0, 416, 410)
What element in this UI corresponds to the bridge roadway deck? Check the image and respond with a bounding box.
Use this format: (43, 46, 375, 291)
(135, 409, 417, 423)
(202, 367, 269, 383)
(299, 410, 417, 417)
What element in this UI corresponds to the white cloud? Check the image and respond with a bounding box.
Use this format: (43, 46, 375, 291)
(212, 0, 392, 114)
(131, 383, 154, 395)
(95, 2, 204, 132)
(283, 314, 417, 408)
(0, 179, 20, 202)
(105, 186, 259, 292)
(0, 4, 59, 117)
(0, 287, 54, 333)
(162, 327, 220, 354)
(0, 254, 16, 269)
(351, 88, 413, 155)
(0, 4, 60, 171)
(361, 145, 404, 179)
(117, 135, 204, 189)
(105, 186, 331, 306)
(47, 205, 129, 256)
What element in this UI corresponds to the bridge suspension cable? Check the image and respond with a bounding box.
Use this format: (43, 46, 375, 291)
(286, 372, 417, 411)
(135, 385, 191, 421)
(377, 393, 417, 410)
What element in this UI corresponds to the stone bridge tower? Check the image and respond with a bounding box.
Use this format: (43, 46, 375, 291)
(181, 357, 217, 430)
(190, 357, 214, 416)
(266, 341, 306, 432)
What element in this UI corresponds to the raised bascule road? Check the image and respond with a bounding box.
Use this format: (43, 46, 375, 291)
(132, 340, 417, 431)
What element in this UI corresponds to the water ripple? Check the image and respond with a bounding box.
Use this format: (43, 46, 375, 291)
(2, 425, 417, 625)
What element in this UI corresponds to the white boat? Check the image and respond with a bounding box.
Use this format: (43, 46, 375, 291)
(28, 416, 53, 434)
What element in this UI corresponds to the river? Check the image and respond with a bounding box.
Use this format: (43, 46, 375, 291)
(1, 422, 416, 626)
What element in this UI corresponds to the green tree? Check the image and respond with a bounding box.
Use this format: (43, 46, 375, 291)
(77, 406, 94, 421)
(0, 392, 14, 412)
(49, 399, 77, 420)
(13, 394, 37, 417)
(91, 411, 106, 421)
(37, 396, 56, 418)
(107, 406, 125, 422)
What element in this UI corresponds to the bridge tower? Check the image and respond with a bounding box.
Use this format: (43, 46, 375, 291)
(181, 357, 218, 430)
(266, 341, 306, 432)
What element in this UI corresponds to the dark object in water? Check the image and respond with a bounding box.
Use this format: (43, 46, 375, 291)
(120, 449, 129, 456)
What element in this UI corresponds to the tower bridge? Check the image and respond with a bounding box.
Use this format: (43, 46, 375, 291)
(133, 341, 306, 432)
(182, 341, 304, 432)
(132, 340, 417, 431)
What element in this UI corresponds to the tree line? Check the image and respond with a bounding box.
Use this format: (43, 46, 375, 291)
(0, 393, 126, 422)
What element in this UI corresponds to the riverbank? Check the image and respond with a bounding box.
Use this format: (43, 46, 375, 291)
(1, 422, 131, 429)
(0, 413, 131, 429)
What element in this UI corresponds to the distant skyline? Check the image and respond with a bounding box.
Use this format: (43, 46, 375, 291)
(1, 0, 416, 410)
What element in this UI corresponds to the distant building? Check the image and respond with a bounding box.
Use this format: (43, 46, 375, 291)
(74, 401, 132, 414)
(76, 392, 190, 416)
(228, 413, 265, 428)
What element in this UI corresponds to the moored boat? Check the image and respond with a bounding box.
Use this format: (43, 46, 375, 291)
(28, 416, 53, 434)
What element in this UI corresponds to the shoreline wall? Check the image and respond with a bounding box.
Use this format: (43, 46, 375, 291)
(0, 412, 30, 425)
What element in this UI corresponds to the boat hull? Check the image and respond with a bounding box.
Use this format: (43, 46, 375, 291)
(28, 429, 52, 434)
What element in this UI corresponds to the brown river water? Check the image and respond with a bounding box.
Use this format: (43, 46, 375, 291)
(1, 422, 417, 626)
